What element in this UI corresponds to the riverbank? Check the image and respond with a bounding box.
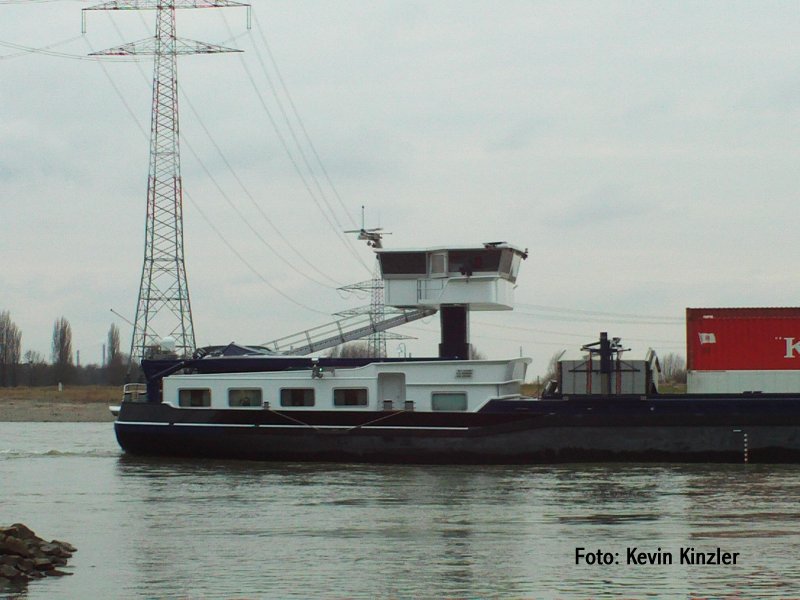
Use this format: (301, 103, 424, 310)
(0, 387, 117, 422)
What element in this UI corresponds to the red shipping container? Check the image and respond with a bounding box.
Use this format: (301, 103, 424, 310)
(687, 307, 800, 371)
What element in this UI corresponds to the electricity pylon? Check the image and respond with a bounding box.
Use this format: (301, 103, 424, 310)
(336, 274, 413, 358)
(342, 209, 410, 357)
(84, 0, 249, 362)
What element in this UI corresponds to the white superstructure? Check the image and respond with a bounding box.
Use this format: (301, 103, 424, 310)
(161, 357, 531, 412)
(376, 243, 526, 310)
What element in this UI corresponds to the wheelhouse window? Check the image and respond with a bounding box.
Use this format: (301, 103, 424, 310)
(228, 388, 262, 407)
(498, 249, 521, 282)
(333, 388, 368, 407)
(178, 388, 211, 407)
(449, 249, 501, 276)
(378, 252, 427, 276)
(431, 392, 467, 411)
(280, 388, 315, 407)
(429, 251, 448, 277)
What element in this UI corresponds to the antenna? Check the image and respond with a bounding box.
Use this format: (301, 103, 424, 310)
(342, 205, 400, 356)
(344, 204, 390, 249)
(84, 0, 249, 363)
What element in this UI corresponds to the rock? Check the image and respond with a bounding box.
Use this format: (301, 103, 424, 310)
(45, 569, 72, 577)
(0, 524, 76, 587)
(40, 542, 70, 558)
(32, 558, 54, 571)
(0, 535, 32, 558)
(51, 539, 77, 554)
(0, 564, 21, 579)
(16, 558, 35, 573)
(6, 524, 38, 541)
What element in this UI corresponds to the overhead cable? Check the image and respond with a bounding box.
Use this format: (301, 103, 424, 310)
(180, 91, 345, 289)
(516, 302, 683, 323)
(472, 319, 684, 346)
(0, 36, 143, 61)
(183, 190, 331, 316)
(218, 11, 371, 273)
(84, 36, 332, 317)
(108, 11, 345, 290)
(251, 10, 359, 229)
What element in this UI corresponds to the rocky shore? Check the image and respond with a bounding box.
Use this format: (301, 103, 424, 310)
(0, 524, 76, 590)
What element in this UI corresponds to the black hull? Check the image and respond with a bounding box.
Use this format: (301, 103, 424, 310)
(114, 395, 800, 464)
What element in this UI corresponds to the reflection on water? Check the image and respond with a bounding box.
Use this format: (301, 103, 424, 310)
(2, 423, 800, 598)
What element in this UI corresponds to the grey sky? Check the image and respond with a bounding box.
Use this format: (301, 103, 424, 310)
(2, 0, 798, 374)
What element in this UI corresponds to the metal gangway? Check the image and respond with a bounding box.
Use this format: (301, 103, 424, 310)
(261, 308, 436, 356)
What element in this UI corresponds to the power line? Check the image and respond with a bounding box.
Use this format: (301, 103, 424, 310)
(0, 37, 144, 61)
(183, 190, 331, 317)
(0, 0, 79, 5)
(516, 302, 683, 323)
(219, 11, 371, 273)
(250, 9, 358, 230)
(124, 8, 347, 287)
(178, 108, 344, 291)
(179, 91, 345, 288)
(472, 319, 684, 346)
(114, 11, 342, 291)
(84, 35, 340, 316)
(88, 15, 351, 295)
(401, 322, 685, 352)
(85, 0, 250, 361)
(234, 14, 347, 232)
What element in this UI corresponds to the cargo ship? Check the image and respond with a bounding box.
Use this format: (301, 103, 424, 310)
(113, 242, 800, 463)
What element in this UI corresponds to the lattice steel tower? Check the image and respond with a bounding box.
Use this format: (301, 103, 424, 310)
(341, 212, 411, 357)
(84, 0, 248, 361)
(336, 270, 413, 358)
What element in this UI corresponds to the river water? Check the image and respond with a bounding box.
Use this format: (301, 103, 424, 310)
(2, 423, 800, 599)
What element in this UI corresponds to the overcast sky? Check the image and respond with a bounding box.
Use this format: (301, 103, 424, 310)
(2, 0, 798, 376)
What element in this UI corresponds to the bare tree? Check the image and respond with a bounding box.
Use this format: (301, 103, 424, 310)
(22, 350, 48, 386)
(661, 352, 687, 384)
(106, 323, 126, 385)
(542, 350, 563, 383)
(52, 317, 74, 384)
(0, 311, 22, 386)
(469, 346, 487, 360)
(108, 323, 121, 364)
(326, 342, 372, 358)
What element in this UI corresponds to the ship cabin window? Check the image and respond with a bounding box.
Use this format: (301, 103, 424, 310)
(498, 249, 522, 282)
(333, 388, 368, 407)
(431, 392, 468, 411)
(449, 249, 501, 277)
(429, 251, 448, 277)
(228, 388, 262, 407)
(178, 388, 211, 407)
(280, 388, 315, 407)
(378, 252, 427, 277)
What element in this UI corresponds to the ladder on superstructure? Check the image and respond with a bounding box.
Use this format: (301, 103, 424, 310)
(261, 308, 435, 356)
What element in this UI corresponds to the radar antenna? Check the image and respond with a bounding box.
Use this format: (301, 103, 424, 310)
(342, 206, 404, 356)
(344, 205, 390, 249)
